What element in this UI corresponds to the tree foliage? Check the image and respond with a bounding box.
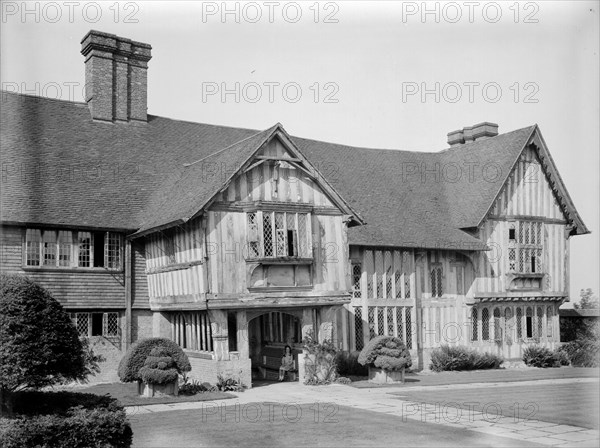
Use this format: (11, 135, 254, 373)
(0, 274, 99, 394)
(574, 288, 600, 309)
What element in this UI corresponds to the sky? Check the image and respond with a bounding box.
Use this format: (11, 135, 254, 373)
(1, 1, 598, 304)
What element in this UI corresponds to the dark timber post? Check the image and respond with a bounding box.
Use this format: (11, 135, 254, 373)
(124, 238, 132, 349)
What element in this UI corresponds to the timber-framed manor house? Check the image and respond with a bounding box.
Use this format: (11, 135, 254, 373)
(0, 31, 589, 386)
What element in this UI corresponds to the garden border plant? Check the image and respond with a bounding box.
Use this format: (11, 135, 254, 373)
(429, 345, 503, 372)
(302, 330, 339, 385)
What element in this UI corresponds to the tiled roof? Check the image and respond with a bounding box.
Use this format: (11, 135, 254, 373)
(0, 92, 587, 250)
(559, 308, 600, 318)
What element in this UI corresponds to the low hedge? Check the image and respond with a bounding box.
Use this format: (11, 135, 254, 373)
(335, 350, 368, 376)
(558, 322, 600, 367)
(430, 345, 503, 372)
(118, 337, 191, 383)
(523, 345, 570, 368)
(9, 390, 119, 416)
(0, 391, 132, 448)
(358, 336, 412, 371)
(559, 340, 599, 367)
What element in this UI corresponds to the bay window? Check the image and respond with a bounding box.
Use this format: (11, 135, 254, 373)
(247, 211, 311, 259)
(508, 221, 543, 273)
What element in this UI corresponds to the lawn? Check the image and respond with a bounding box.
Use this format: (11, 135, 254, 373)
(59, 382, 236, 406)
(349, 366, 599, 388)
(130, 402, 541, 447)
(392, 381, 600, 429)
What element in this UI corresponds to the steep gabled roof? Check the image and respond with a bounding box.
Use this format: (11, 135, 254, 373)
(439, 126, 537, 229)
(0, 92, 588, 250)
(134, 123, 364, 235)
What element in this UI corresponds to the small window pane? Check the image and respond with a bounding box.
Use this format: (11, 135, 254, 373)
(26, 229, 41, 266)
(58, 231, 72, 267)
(78, 232, 91, 267)
(42, 230, 57, 266)
(106, 233, 122, 269)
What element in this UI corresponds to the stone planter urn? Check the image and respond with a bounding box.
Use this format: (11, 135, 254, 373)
(368, 366, 405, 384)
(138, 380, 179, 398)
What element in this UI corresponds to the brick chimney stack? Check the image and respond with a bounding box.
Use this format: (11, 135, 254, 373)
(81, 30, 152, 123)
(447, 122, 499, 146)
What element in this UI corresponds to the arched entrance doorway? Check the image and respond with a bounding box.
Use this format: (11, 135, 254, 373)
(247, 310, 303, 382)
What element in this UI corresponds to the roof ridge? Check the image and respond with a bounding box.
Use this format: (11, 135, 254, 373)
(438, 125, 537, 153)
(182, 124, 277, 167)
(1, 90, 88, 106)
(293, 125, 537, 157)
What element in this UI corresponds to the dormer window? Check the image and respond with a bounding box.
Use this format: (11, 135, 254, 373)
(246, 211, 311, 259)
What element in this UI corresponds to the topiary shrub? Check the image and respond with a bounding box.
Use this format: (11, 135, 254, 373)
(138, 347, 179, 385)
(118, 338, 191, 383)
(522, 345, 562, 368)
(358, 336, 412, 372)
(429, 345, 503, 372)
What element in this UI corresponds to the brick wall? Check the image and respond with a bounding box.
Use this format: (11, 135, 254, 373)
(87, 336, 121, 384)
(187, 354, 252, 389)
(132, 310, 154, 342)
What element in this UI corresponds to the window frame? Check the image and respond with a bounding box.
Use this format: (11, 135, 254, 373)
(430, 265, 443, 298)
(508, 221, 544, 274)
(246, 210, 312, 260)
(70, 312, 120, 338)
(24, 228, 123, 271)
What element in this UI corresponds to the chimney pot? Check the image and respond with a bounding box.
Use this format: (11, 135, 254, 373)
(447, 129, 464, 146)
(447, 122, 499, 146)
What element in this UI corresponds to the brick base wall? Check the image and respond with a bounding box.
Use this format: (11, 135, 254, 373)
(86, 336, 121, 384)
(187, 354, 252, 389)
(132, 310, 154, 342)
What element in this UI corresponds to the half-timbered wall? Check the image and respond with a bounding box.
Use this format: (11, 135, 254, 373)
(349, 248, 417, 351)
(144, 136, 350, 301)
(144, 219, 205, 300)
(205, 210, 348, 294)
(213, 139, 334, 206)
(475, 145, 569, 296)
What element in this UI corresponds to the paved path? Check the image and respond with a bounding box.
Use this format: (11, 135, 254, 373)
(127, 375, 599, 447)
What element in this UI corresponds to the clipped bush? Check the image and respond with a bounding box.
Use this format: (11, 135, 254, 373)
(334, 377, 352, 385)
(10, 391, 119, 417)
(358, 336, 412, 372)
(429, 345, 503, 372)
(118, 338, 191, 383)
(0, 390, 132, 448)
(0, 406, 132, 448)
(138, 347, 179, 385)
(335, 350, 368, 376)
(0, 275, 100, 397)
(522, 345, 563, 368)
